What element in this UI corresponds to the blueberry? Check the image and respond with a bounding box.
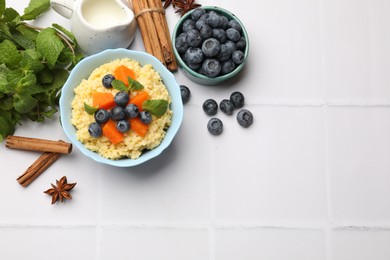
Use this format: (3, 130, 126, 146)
(220, 15, 229, 29)
(226, 28, 241, 42)
(202, 38, 221, 57)
(191, 8, 206, 21)
(202, 98, 218, 116)
(207, 12, 223, 28)
(228, 20, 242, 33)
(182, 19, 196, 32)
(186, 61, 202, 70)
(88, 122, 102, 138)
(114, 91, 130, 107)
(116, 119, 130, 133)
(94, 109, 110, 124)
(185, 29, 202, 47)
(175, 33, 189, 54)
(212, 28, 227, 43)
(217, 41, 237, 62)
(231, 50, 245, 65)
(207, 118, 223, 135)
(195, 19, 208, 30)
(184, 47, 204, 64)
(220, 99, 234, 115)
(110, 106, 126, 121)
(236, 37, 246, 50)
(221, 59, 236, 75)
(199, 25, 213, 40)
(180, 85, 191, 104)
(139, 111, 152, 124)
(236, 109, 253, 128)
(230, 91, 245, 108)
(102, 74, 115, 88)
(199, 13, 210, 22)
(125, 103, 139, 118)
(202, 59, 221, 77)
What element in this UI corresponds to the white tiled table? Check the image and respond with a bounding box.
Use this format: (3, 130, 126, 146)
(1, 0, 390, 259)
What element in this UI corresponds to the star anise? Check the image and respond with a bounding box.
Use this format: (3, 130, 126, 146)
(44, 176, 77, 205)
(164, 0, 201, 16)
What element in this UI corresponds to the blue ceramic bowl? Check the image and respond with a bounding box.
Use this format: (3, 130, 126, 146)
(59, 49, 184, 167)
(172, 6, 249, 86)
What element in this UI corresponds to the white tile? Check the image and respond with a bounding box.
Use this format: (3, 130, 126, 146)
(328, 107, 390, 224)
(0, 227, 96, 260)
(332, 229, 390, 260)
(0, 119, 99, 225)
(322, 0, 390, 100)
(99, 105, 210, 224)
(216, 228, 326, 260)
(99, 227, 209, 260)
(215, 106, 327, 224)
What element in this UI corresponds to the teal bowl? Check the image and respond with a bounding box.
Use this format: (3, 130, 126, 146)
(59, 49, 184, 167)
(172, 6, 249, 86)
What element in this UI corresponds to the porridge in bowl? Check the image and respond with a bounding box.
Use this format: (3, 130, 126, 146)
(71, 58, 172, 160)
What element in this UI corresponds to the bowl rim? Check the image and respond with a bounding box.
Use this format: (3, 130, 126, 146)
(172, 6, 250, 83)
(59, 48, 184, 167)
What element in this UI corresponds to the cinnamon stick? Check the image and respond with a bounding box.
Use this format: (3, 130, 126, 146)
(5, 136, 72, 154)
(131, 0, 153, 56)
(16, 152, 62, 187)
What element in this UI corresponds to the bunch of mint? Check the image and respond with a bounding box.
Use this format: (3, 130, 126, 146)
(0, 0, 83, 142)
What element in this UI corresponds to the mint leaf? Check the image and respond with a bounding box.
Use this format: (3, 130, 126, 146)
(12, 30, 35, 49)
(52, 23, 76, 43)
(36, 28, 64, 68)
(0, 39, 22, 69)
(0, 115, 15, 142)
(0, 0, 5, 17)
(84, 102, 98, 115)
(128, 77, 144, 91)
(3, 8, 21, 24)
(0, 97, 13, 110)
(112, 79, 128, 91)
(13, 93, 38, 114)
(142, 99, 169, 117)
(21, 0, 50, 20)
(20, 50, 44, 73)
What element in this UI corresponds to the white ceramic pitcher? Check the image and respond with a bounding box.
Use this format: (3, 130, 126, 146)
(50, 0, 137, 55)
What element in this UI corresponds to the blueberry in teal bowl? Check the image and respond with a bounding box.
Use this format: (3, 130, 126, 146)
(172, 6, 249, 86)
(59, 49, 184, 167)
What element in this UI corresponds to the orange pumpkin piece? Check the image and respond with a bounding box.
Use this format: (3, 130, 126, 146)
(114, 65, 136, 85)
(129, 91, 149, 110)
(92, 92, 116, 110)
(102, 119, 124, 144)
(130, 117, 149, 137)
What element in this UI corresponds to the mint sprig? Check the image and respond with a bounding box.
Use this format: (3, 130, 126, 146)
(84, 102, 98, 115)
(142, 99, 169, 117)
(0, 0, 83, 142)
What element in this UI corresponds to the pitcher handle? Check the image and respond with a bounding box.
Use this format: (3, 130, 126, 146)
(50, 0, 75, 19)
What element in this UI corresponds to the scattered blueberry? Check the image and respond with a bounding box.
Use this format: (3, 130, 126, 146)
(185, 47, 204, 64)
(185, 29, 202, 47)
(114, 91, 130, 107)
(139, 111, 152, 124)
(202, 38, 221, 57)
(180, 85, 191, 104)
(125, 103, 139, 118)
(221, 60, 236, 75)
(230, 91, 245, 108)
(202, 58, 221, 77)
(110, 106, 126, 121)
(88, 122, 102, 138)
(102, 74, 115, 88)
(207, 118, 223, 135)
(231, 50, 245, 65)
(236, 109, 253, 128)
(94, 109, 110, 124)
(203, 98, 218, 116)
(116, 119, 130, 133)
(220, 99, 234, 115)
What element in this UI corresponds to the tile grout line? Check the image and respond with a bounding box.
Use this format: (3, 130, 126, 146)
(209, 140, 217, 260)
(318, 0, 333, 259)
(95, 164, 104, 260)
